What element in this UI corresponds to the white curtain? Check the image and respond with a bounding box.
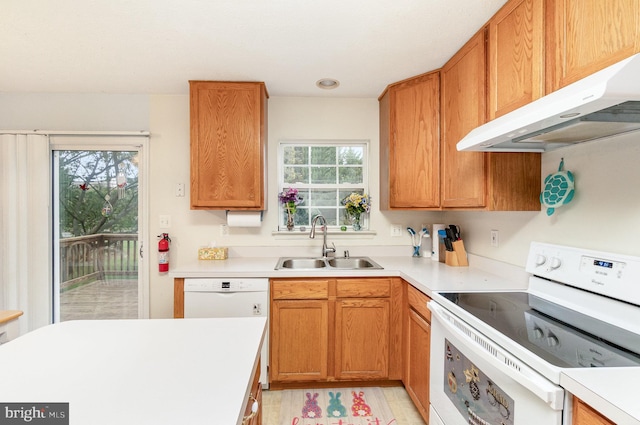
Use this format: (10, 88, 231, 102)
(0, 133, 51, 333)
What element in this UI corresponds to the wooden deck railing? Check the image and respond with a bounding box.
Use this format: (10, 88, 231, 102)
(60, 234, 138, 290)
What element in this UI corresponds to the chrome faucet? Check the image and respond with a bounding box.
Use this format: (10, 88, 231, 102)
(310, 215, 336, 258)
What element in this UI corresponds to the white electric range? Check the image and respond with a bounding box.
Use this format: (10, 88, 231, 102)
(429, 242, 640, 425)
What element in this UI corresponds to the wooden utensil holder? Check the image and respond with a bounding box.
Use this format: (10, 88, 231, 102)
(445, 240, 469, 267)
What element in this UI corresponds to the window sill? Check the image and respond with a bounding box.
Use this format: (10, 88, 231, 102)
(272, 229, 377, 239)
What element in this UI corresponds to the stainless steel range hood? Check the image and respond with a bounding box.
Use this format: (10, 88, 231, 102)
(457, 53, 640, 152)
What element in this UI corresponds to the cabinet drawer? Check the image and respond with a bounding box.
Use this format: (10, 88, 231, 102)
(407, 285, 431, 322)
(271, 279, 329, 300)
(336, 278, 391, 298)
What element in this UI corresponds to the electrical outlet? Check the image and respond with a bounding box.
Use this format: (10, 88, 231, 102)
(490, 230, 499, 247)
(159, 215, 171, 228)
(220, 224, 229, 236)
(390, 224, 403, 237)
(175, 183, 185, 197)
(253, 303, 262, 315)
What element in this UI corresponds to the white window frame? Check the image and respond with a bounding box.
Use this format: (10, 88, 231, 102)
(277, 140, 370, 231)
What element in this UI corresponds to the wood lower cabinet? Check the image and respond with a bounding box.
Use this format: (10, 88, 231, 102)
(189, 81, 268, 210)
(404, 284, 431, 424)
(269, 277, 402, 385)
(546, 0, 640, 93)
(242, 360, 262, 425)
(573, 397, 615, 425)
(271, 299, 329, 382)
(335, 298, 390, 380)
(270, 279, 330, 383)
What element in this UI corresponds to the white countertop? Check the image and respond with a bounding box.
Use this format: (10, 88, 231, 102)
(0, 317, 266, 425)
(561, 369, 640, 424)
(170, 255, 530, 296)
(171, 254, 640, 424)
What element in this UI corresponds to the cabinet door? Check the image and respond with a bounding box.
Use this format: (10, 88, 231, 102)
(573, 397, 615, 425)
(406, 308, 431, 423)
(546, 0, 640, 92)
(385, 72, 440, 209)
(488, 0, 544, 119)
(271, 300, 329, 382)
(335, 298, 390, 380)
(189, 81, 267, 210)
(441, 29, 487, 208)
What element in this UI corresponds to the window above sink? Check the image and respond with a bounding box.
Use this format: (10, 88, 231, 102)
(277, 140, 371, 232)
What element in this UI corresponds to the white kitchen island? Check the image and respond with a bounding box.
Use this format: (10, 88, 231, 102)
(0, 317, 266, 425)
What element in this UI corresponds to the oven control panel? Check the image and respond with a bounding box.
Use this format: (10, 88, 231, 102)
(526, 242, 640, 306)
(579, 255, 625, 278)
(524, 311, 640, 368)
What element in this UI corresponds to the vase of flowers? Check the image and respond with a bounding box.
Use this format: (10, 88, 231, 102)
(342, 192, 371, 231)
(278, 187, 302, 231)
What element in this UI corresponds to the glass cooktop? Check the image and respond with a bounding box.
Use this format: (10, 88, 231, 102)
(438, 291, 640, 368)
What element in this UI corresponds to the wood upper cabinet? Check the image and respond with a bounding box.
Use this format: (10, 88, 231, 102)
(573, 397, 615, 425)
(404, 284, 431, 424)
(441, 29, 488, 208)
(546, 0, 640, 93)
(441, 27, 541, 211)
(379, 71, 440, 209)
(189, 81, 268, 210)
(488, 0, 545, 119)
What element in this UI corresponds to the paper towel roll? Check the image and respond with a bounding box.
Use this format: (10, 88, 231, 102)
(226, 211, 263, 227)
(432, 224, 446, 262)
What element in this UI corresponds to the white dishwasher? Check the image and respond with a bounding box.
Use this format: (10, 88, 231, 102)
(184, 278, 269, 388)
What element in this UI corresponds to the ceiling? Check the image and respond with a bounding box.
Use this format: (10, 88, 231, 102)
(1, 0, 508, 98)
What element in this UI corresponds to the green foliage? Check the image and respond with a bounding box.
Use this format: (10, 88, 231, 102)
(58, 150, 138, 236)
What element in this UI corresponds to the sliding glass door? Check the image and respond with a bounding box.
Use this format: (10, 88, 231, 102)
(52, 136, 148, 321)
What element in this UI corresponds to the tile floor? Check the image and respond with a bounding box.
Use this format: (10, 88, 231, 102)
(262, 386, 427, 425)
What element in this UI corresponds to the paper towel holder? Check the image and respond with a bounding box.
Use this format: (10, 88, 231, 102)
(225, 210, 263, 227)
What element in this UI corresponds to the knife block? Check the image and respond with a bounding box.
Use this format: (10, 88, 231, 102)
(445, 240, 469, 267)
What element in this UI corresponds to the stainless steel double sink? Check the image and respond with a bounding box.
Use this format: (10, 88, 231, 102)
(275, 256, 383, 270)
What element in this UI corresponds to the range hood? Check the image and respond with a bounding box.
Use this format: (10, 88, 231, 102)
(457, 53, 640, 152)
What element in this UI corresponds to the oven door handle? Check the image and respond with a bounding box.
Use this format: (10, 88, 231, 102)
(429, 301, 565, 410)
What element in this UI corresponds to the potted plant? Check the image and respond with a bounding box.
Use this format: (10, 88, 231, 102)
(342, 193, 371, 231)
(278, 187, 302, 231)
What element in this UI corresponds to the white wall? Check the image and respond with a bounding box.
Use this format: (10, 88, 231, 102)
(0, 93, 149, 131)
(444, 132, 640, 266)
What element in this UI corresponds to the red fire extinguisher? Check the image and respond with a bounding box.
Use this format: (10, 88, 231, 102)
(158, 233, 171, 273)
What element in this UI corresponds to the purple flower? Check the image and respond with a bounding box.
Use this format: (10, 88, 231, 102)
(279, 187, 303, 214)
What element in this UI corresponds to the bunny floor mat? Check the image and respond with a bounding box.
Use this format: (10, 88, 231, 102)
(278, 387, 396, 425)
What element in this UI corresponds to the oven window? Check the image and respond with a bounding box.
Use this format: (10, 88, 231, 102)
(444, 339, 515, 425)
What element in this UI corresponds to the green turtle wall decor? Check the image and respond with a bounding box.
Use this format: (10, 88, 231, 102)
(540, 158, 575, 216)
